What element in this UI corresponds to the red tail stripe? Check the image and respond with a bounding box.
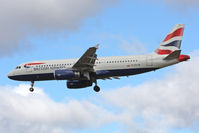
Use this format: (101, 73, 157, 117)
(155, 49, 173, 55)
(24, 63, 45, 66)
(163, 28, 184, 42)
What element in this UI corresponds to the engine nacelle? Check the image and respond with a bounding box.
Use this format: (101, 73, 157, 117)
(67, 80, 92, 89)
(55, 70, 80, 80)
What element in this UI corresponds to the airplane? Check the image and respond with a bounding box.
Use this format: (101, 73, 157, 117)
(8, 24, 190, 92)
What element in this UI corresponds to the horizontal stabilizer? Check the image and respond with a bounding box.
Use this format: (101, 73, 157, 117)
(163, 50, 181, 60)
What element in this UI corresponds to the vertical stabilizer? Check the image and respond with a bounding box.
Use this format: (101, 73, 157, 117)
(155, 24, 185, 55)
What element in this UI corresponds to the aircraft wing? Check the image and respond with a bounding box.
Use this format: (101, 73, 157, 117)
(72, 44, 99, 72)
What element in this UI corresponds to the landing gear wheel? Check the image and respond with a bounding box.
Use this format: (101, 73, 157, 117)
(29, 81, 35, 92)
(94, 86, 100, 92)
(29, 87, 34, 92)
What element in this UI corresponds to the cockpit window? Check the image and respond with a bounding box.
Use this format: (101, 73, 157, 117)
(16, 66, 21, 69)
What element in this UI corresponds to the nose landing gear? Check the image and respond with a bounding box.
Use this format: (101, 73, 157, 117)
(29, 81, 34, 92)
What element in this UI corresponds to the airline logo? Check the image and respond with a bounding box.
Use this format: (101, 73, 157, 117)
(161, 26, 184, 48)
(24, 63, 45, 68)
(163, 27, 184, 42)
(155, 24, 185, 55)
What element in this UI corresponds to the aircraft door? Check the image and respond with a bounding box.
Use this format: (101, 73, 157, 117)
(146, 56, 153, 66)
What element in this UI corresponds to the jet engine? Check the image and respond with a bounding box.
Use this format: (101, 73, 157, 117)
(67, 80, 92, 89)
(55, 70, 80, 80)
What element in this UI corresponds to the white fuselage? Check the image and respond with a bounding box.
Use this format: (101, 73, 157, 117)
(8, 53, 179, 81)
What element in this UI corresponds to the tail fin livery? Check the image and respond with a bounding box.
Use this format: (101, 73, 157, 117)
(155, 24, 185, 55)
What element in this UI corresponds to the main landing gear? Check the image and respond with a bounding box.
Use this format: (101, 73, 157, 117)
(93, 80, 100, 92)
(94, 85, 100, 92)
(29, 81, 34, 92)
